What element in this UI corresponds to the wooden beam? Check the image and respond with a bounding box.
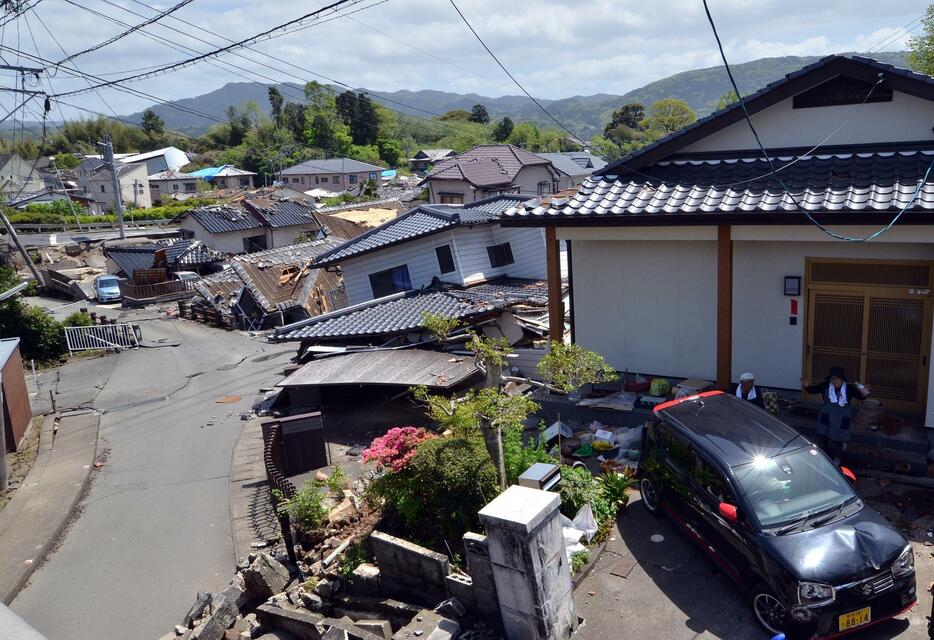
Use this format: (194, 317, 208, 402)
(716, 224, 733, 391)
(545, 226, 564, 341)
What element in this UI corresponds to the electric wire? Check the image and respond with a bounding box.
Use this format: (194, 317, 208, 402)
(701, 0, 934, 242)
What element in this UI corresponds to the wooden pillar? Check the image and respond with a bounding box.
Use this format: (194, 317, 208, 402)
(716, 224, 733, 391)
(546, 226, 564, 342)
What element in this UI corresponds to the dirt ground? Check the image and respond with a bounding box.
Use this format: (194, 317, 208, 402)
(0, 416, 42, 511)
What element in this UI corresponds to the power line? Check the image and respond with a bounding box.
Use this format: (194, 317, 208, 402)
(55, 0, 196, 67)
(447, 0, 588, 147)
(700, 0, 934, 242)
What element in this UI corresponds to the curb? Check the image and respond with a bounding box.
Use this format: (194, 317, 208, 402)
(0, 412, 100, 605)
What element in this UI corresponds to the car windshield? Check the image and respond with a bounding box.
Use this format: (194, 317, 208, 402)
(98, 277, 118, 288)
(733, 447, 856, 530)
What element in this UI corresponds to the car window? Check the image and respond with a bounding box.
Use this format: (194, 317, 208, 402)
(733, 447, 857, 529)
(98, 277, 118, 287)
(658, 427, 693, 473)
(694, 455, 736, 505)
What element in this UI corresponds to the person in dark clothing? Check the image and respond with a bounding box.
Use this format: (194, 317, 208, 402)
(770, 606, 820, 640)
(735, 371, 764, 408)
(800, 366, 870, 464)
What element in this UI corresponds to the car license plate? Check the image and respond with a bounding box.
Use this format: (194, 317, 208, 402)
(838, 607, 871, 631)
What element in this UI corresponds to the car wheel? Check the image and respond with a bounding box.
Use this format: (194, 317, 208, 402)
(639, 476, 662, 516)
(750, 584, 786, 635)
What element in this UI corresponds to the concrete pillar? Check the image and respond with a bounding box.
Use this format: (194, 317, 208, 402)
(478, 486, 577, 640)
(462, 532, 500, 623)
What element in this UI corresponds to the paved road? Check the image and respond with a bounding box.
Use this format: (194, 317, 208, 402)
(16, 227, 178, 248)
(11, 316, 294, 640)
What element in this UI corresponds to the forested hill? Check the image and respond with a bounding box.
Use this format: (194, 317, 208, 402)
(124, 52, 909, 136)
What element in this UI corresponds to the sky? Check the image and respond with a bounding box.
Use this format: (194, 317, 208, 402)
(0, 0, 925, 121)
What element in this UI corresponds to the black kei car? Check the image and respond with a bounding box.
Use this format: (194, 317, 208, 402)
(640, 391, 917, 638)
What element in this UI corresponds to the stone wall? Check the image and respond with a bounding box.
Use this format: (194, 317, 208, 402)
(369, 531, 450, 605)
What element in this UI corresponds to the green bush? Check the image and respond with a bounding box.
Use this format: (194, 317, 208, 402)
(274, 480, 327, 530)
(570, 549, 590, 573)
(327, 463, 348, 496)
(559, 465, 598, 517)
(0, 302, 66, 363)
(337, 540, 373, 579)
(63, 312, 93, 327)
(559, 466, 635, 540)
(502, 423, 557, 486)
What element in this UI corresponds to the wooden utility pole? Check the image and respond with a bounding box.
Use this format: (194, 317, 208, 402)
(0, 208, 43, 287)
(97, 134, 126, 239)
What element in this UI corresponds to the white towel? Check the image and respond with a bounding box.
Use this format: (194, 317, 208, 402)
(736, 385, 756, 401)
(828, 383, 848, 407)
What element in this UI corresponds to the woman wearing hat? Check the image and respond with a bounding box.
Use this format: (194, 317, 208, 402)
(735, 372, 764, 408)
(800, 367, 870, 464)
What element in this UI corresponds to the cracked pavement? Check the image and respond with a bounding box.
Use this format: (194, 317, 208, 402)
(11, 311, 295, 640)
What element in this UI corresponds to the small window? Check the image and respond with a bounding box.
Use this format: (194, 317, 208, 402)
(300, 176, 305, 184)
(369, 172, 377, 179)
(435, 245, 455, 274)
(292, 178, 300, 184)
(184, 183, 196, 193)
(349, 175, 358, 184)
(150, 183, 159, 190)
(486, 242, 515, 268)
(100, 184, 106, 193)
(243, 235, 267, 253)
(217, 179, 227, 188)
(332, 175, 341, 184)
(320, 176, 328, 183)
(439, 193, 463, 205)
(537, 181, 553, 196)
(239, 177, 250, 186)
(369, 265, 411, 298)
(173, 183, 179, 191)
(315, 176, 320, 184)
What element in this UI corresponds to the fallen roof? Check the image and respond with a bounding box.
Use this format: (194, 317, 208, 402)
(314, 194, 531, 267)
(105, 240, 222, 276)
(273, 278, 549, 342)
(281, 158, 383, 176)
(194, 269, 243, 313)
(149, 169, 197, 181)
(184, 205, 263, 233)
(410, 148, 456, 162)
(421, 144, 553, 187)
(505, 150, 934, 223)
(277, 349, 479, 389)
(245, 199, 318, 228)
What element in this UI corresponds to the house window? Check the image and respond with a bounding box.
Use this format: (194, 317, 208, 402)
(150, 183, 159, 191)
(184, 183, 196, 193)
(173, 183, 179, 191)
(100, 184, 106, 193)
(332, 175, 341, 184)
(487, 242, 515, 268)
(439, 193, 463, 205)
(369, 172, 377, 179)
(320, 176, 328, 183)
(537, 181, 553, 196)
(292, 178, 300, 184)
(217, 179, 227, 188)
(369, 265, 412, 298)
(239, 177, 250, 186)
(435, 245, 456, 274)
(349, 175, 358, 184)
(300, 176, 305, 184)
(243, 235, 267, 253)
(315, 176, 320, 184)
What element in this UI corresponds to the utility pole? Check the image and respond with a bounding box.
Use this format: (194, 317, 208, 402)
(97, 134, 126, 239)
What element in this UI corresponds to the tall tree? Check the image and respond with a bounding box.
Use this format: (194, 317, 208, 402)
(642, 98, 697, 135)
(268, 87, 284, 124)
(353, 94, 380, 146)
(908, 5, 934, 75)
(140, 109, 164, 139)
(605, 103, 644, 131)
(715, 90, 739, 110)
(280, 102, 306, 143)
(225, 102, 261, 146)
(469, 104, 490, 124)
(492, 116, 514, 142)
(438, 109, 472, 122)
(335, 91, 358, 127)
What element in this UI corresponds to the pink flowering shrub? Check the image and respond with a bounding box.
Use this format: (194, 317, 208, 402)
(361, 426, 436, 472)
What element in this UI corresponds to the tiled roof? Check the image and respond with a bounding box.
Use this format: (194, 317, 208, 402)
(422, 145, 553, 187)
(194, 269, 243, 313)
(186, 205, 263, 233)
(273, 278, 549, 342)
(536, 152, 607, 178)
(281, 158, 383, 176)
(149, 169, 196, 181)
(505, 150, 934, 220)
(314, 197, 402, 214)
(410, 149, 455, 162)
(246, 199, 317, 228)
(313, 194, 531, 267)
(105, 240, 222, 277)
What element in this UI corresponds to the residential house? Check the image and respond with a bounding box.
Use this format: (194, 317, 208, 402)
(408, 148, 456, 173)
(175, 205, 267, 254)
(535, 151, 607, 190)
(148, 169, 201, 204)
(280, 158, 382, 193)
(0, 153, 45, 201)
(1, 338, 31, 453)
(9, 189, 100, 214)
(314, 198, 405, 228)
(504, 55, 934, 426)
(228, 239, 347, 329)
(104, 239, 223, 281)
(189, 165, 257, 189)
(311, 194, 566, 306)
(85, 162, 152, 211)
(120, 146, 191, 175)
(419, 144, 560, 204)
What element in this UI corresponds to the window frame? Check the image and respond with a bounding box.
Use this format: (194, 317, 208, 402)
(368, 264, 412, 298)
(435, 244, 456, 274)
(486, 242, 515, 268)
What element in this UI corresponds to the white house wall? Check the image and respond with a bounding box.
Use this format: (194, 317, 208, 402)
(452, 226, 504, 284)
(682, 88, 934, 154)
(180, 218, 262, 254)
(513, 165, 558, 196)
(570, 239, 718, 380)
(490, 226, 547, 280)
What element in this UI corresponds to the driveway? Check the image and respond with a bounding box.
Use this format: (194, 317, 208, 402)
(11, 314, 295, 640)
(576, 489, 932, 639)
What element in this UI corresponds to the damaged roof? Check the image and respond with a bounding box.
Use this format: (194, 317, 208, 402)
(313, 194, 531, 267)
(273, 278, 549, 342)
(421, 145, 554, 188)
(245, 199, 318, 229)
(182, 205, 263, 233)
(105, 240, 222, 277)
(277, 349, 479, 389)
(193, 268, 243, 313)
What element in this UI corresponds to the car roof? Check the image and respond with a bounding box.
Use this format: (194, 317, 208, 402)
(654, 391, 808, 468)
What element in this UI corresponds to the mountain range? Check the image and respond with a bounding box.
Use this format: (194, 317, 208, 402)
(124, 51, 910, 138)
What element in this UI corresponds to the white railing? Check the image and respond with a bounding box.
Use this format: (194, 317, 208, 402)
(64, 323, 139, 353)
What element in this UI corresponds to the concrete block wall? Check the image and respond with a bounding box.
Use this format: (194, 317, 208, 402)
(369, 531, 450, 605)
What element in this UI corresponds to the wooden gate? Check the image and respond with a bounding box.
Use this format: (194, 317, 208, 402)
(805, 259, 933, 413)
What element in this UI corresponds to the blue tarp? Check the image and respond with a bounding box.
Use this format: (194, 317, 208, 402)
(188, 166, 224, 179)
(380, 169, 396, 179)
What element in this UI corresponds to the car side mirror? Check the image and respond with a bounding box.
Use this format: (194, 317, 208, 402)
(718, 502, 739, 524)
(840, 466, 857, 484)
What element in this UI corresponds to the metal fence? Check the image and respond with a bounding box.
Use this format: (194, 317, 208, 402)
(64, 323, 139, 353)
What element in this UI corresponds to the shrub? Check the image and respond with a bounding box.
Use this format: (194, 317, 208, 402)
(559, 465, 597, 517)
(274, 480, 327, 530)
(570, 549, 590, 573)
(337, 540, 372, 579)
(63, 312, 93, 327)
(0, 301, 65, 363)
(559, 466, 634, 540)
(327, 463, 348, 496)
(362, 426, 436, 472)
(502, 423, 556, 486)
(537, 341, 618, 394)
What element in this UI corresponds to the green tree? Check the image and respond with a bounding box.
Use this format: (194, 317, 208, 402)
(140, 109, 164, 140)
(908, 5, 934, 75)
(507, 122, 541, 149)
(437, 109, 472, 122)
(352, 94, 380, 146)
(225, 101, 261, 146)
(469, 104, 490, 124)
(589, 134, 623, 161)
(376, 136, 402, 166)
(268, 87, 284, 124)
(280, 102, 307, 143)
(492, 116, 514, 142)
(641, 98, 697, 135)
(715, 90, 739, 110)
(604, 103, 644, 133)
(52, 153, 80, 170)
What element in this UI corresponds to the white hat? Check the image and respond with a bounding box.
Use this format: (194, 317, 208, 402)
(739, 372, 755, 382)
